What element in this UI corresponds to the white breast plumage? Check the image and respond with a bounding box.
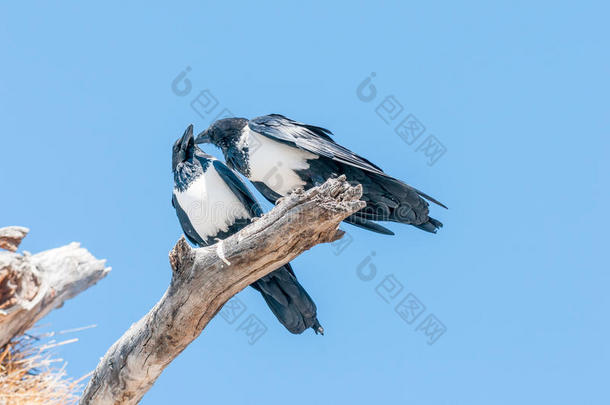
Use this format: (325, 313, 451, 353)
(174, 163, 250, 240)
(241, 127, 318, 196)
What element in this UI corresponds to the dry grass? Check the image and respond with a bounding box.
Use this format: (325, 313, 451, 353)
(0, 327, 93, 405)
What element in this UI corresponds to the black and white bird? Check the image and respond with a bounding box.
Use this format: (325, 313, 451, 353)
(195, 114, 446, 235)
(172, 124, 323, 335)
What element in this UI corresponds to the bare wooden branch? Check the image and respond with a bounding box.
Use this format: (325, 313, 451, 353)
(80, 176, 364, 405)
(0, 226, 30, 252)
(0, 235, 111, 348)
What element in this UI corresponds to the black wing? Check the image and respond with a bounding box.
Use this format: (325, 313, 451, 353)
(249, 114, 385, 174)
(248, 114, 446, 209)
(212, 159, 263, 217)
(172, 194, 206, 246)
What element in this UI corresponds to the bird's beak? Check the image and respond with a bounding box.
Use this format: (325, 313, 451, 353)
(181, 124, 194, 149)
(195, 129, 211, 144)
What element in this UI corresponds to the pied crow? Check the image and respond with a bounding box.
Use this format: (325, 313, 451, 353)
(195, 114, 446, 235)
(172, 124, 323, 335)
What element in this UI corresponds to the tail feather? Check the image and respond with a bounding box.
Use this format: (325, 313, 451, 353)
(412, 187, 448, 209)
(358, 173, 445, 234)
(251, 264, 323, 335)
(344, 215, 395, 235)
(413, 216, 443, 233)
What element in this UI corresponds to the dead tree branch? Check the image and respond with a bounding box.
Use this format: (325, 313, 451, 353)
(0, 226, 110, 348)
(0, 226, 29, 252)
(80, 176, 364, 405)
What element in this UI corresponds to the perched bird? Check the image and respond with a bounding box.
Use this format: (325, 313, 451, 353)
(172, 124, 323, 334)
(195, 114, 446, 235)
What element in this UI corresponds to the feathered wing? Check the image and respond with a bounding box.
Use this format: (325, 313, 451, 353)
(249, 114, 385, 174)
(248, 114, 445, 232)
(248, 114, 447, 209)
(211, 159, 263, 217)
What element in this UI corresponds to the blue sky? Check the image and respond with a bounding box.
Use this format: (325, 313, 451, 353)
(1, 1, 608, 404)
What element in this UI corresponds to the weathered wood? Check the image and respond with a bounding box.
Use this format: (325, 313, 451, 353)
(0, 231, 110, 348)
(0, 226, 29, 252)
(80, 176, 364, 405)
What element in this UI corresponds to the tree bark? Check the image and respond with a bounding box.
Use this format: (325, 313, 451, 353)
(0, 226, 110, 348)
(0, 226, 29, 252)
(80, 176, 364, 405)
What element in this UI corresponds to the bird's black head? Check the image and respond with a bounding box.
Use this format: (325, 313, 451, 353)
(173, 125, 213, 191)
(195, 117, 248, 153)
(172, 124, 195, 172)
